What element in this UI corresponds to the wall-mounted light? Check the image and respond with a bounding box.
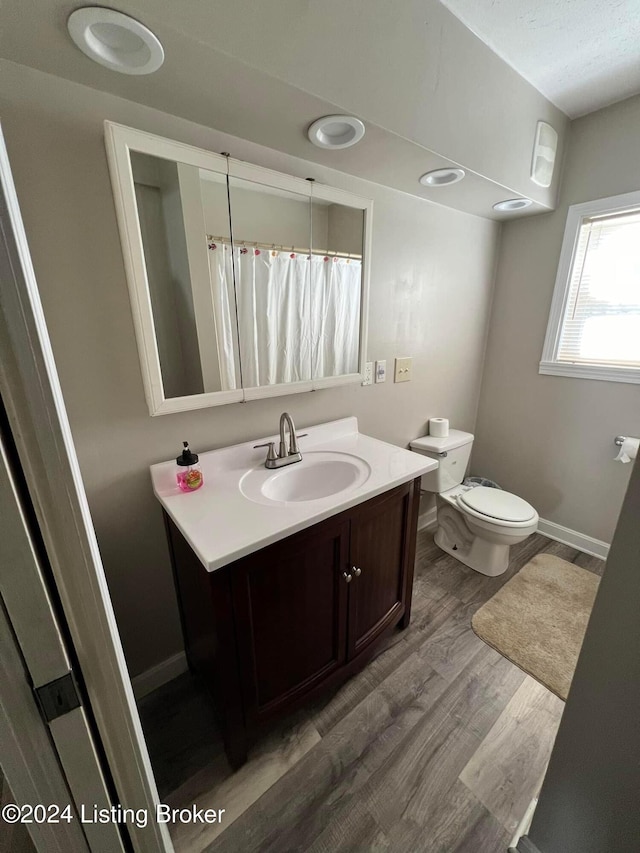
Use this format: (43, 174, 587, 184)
(493, 198, 533, 212)
(67, 7, 164, 75)
(307, 116, 365, 149)
(531, 121, 558, 188)
(419, 168, 466, 186)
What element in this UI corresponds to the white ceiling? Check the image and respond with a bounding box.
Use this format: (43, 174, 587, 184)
(0, 0, 565, 217)
(439, 0, 640, 117)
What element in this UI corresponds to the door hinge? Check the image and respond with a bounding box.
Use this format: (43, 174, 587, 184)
(35, 672, 81, 723)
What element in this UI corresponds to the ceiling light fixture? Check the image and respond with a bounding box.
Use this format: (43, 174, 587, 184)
(419, 168, 466, 186)
(307, 115, 365, 149)
(493, 198, 533, 212)
(67, 7, 165, 75)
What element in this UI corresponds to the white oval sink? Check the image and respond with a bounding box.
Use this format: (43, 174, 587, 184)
(240, 451, 371, 505)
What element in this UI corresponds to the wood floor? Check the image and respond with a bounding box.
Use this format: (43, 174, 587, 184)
(138, 529, 605, 853)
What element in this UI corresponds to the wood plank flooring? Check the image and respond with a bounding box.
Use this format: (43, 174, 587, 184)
(137, 530, 604, 853)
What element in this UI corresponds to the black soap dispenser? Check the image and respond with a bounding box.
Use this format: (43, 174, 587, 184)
(176, 441, 203, 492)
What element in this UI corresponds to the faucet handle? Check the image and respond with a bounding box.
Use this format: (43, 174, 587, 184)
(253, 441, 277, 462)
(289, 432, 308, 455)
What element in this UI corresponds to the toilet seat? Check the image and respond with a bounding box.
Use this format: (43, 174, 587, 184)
(457, 486, 536, 529)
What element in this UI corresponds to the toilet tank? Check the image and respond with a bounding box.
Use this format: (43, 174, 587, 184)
(410, 430, 474, 493)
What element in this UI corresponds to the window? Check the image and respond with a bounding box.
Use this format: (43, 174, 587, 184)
(540, 191, 640, 384)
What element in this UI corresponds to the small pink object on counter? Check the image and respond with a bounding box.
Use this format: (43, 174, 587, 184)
(176, 441, 203, 492)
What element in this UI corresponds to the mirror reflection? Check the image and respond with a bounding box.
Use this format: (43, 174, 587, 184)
(131, 152, 239, 398)
(309, 199, 364, 380)
(128, 146, 366, 406)
(227, 176, 313, 388)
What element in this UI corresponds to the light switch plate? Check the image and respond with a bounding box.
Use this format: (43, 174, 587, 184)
(362, 362, 373, 386)
(375, 360, 386, 383)
(394, 357, 412, 383)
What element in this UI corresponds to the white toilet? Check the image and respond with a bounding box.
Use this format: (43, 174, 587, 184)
(410, 430, 538, 577)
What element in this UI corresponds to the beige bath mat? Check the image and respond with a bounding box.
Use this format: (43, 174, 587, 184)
(472, 554, 600, 700)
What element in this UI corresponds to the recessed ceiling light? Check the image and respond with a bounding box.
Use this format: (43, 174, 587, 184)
(67, 7, 164, 75)
(419, 168, 466, 186)
(307, 116, 365, 149)
(493, 198, 533, 212)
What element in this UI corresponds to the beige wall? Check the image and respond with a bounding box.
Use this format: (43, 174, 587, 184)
(472, 94, 640, 545)
(0, 60, 499, 677)
(327, 205, 363, 255)
(201, 180, 328, 249)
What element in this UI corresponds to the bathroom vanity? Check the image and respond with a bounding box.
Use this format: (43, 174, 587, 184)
(151, 418, 436, 766)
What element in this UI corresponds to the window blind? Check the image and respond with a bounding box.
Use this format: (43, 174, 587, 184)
(557, 208, 640, 368)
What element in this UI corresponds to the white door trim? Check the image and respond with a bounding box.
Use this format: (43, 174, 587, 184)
(0, 600, 90, 853)
(0, 424, 126, 852)
(0, 121, 171, 852)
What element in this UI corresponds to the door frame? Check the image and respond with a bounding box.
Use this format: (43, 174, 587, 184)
(0, 597, 90, 853)
(0, 121, 171, 852)
(0, 405, 126, 852)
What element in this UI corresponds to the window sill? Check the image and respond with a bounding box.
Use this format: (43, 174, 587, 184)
(539, 361, 640, 385)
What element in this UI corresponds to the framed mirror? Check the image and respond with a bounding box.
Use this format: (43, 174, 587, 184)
(105, 123, 243, 414)
(105, 123, 372, 415)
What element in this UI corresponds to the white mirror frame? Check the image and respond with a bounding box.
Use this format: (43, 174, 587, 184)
(104, 122, 372, 415)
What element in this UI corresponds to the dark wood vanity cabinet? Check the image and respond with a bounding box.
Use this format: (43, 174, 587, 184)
(231, 513, 350, 727)
(347, 485, 415, 657)
(165, 477, 421, 768)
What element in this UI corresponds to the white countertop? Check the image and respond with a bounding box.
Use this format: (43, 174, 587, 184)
(150, 417, 437, 572)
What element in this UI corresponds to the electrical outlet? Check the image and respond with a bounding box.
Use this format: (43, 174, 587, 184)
(375, 360, 386, 383)
(362, 362, 373, 386)
(394, 357, 412, 383)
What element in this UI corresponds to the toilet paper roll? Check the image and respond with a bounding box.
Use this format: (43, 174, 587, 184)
(429, 417, 449, 438)
(615, 436, 639, 464)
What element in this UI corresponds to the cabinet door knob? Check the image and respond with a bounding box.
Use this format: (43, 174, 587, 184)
(352, 566, 362, 577)
(343, 571, 352, 583)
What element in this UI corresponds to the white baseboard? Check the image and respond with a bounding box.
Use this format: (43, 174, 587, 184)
(510, 837, 542, 853)
(418, 508, 608, 560)
(537, 518, 609, 560)
(417, 507, 437, 531)
(509, 796, 539, 849)
(132, 651, 188, 699)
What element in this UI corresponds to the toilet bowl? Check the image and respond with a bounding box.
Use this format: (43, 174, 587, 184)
(410, 430, 538, 577)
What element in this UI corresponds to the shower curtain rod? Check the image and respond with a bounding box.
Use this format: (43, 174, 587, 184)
(206, 234, 362, 260)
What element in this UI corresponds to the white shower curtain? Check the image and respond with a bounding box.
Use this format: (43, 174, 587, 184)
(235, 248, 312, 387)
(310, 254, 361, 378)
(207, 242, 238, 391)
(208, 242, 361, 387)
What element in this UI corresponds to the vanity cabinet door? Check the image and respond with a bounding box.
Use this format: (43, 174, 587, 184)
(347, 481, 417, 660)
(230, 515, 350, 725)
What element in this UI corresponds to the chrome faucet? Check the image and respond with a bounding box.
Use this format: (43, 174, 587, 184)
(279, 412, 299, 459)
(254, 412, 307, 469)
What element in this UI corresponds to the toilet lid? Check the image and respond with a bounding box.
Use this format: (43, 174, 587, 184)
(458, 486, 536, 523)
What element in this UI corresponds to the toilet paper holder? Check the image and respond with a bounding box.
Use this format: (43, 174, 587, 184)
(614, 435, 627, 447)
